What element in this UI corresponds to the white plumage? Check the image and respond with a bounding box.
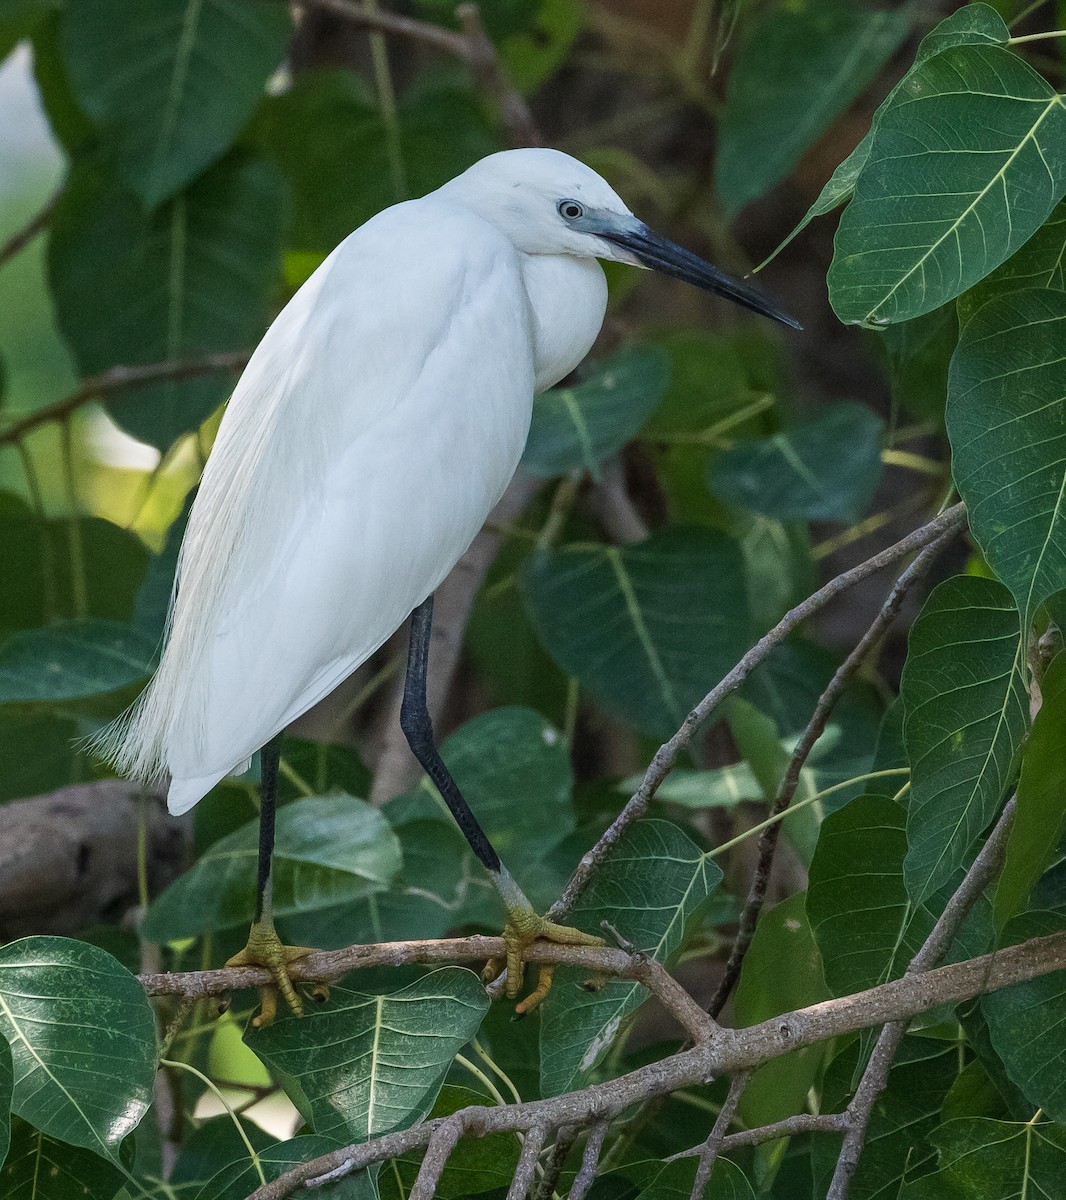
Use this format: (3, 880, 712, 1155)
(96, 149, 626, 813)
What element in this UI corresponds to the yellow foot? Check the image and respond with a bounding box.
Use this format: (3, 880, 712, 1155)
(483, 912, 604, 1015)
(225, 919, 316, 1028)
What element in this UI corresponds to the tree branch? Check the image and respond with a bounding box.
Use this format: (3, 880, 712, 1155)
(0, 352, 250, 447)
(548, 503, 968, 924)
(707, 522, 958, 1017)
(0, 187, 59, 270)
(247, 930, 1066, 1200)
(689, 1071, 748, 1199)
(826, 793, 1018, 1198)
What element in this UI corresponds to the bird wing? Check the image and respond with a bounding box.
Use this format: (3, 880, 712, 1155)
(105, 199, 536, 811)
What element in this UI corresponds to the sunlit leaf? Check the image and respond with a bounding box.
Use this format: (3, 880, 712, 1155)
(948, 288, 1066, 630)
(901, 576, 1028, 904)
(709, 403, 883, 523)
(0, 618, 156, 705)
(715, 0, 912, 215)
(0, 1116, 125, 1200)
(247, 968, 489, 1143)
(522, 527, 750, 739)
(144, 793, 401, 942)
(0, 937, 155, 1162)
(522, 345, 669, 478)
(61, 0, 290, 205)
(539, 820, 722, 1096)
(829, 46, 1066, 326)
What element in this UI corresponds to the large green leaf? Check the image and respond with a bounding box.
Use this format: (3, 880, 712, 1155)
(597, 1156, 755, 1200)
(996, 655, 1066, 925)
(49, 153, 284, 449)
(715, 0, 912, 216)
(983, 912, 1066, 1122)
(522, 345, 669, 478)
(195, 1134, 375, 1200)
(61, 0, 291, 206)
(0, 711, 80, 802)
(539, 820, 722, 1096)
(0, 1035, 10, 1172)
(521, 527, 750, 739)
(247, 968, 489, 1143)
(961, 198, 1066, 321)
(901, 576, 1028, 904)
(0, 938, 155, 1163)
(144, 793, 400, 942)
(0, 618, 156, 705)
(733, 893, 828, 1130)
(947, 288, 1066, 630)
(900, 1117, 1066, 1200)
(0, 1116, 125, 1200)
(169, 1115, 276, 1192)
(709, 403, 883, 523)
(829, 45, 1066, 327)
(760, 3, 1011, 269)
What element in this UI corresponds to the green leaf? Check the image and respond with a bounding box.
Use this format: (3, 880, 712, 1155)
(522, 345, 669, 478)
(0, 937, 155, 1162)
(0, 618, 156, 705)
(709, 403, 883, 523)
(901, 576, 1028, 903)
(144, 793, 400, 941)
(997, 655, 1066, 925)
(49, 153, 285, 449)
(900, 1117, 1066, 1200)
(0, 1116, 125, 1200)
(983, 912, 1066, 1122)
(539, 820, 722, 1096)
(195, 1134, 375, 1200)
(0, 711, 80, 801)
(0, 1035, 10, 1171)
(643, 330, 762, 439)
(247, 968, 489, 1143)
(169, 1115, 276, 1191)
(715, 0, 912, 216)
(947, 288, 1066, 630)
(759, 2, 1011, 269)
(521, 527, 750, 739)
(0, 0, 49, 63)
(881, 304, 957, 424)
(733, 894, 829, 1130)
(61, 0, 291, 206)
(828, 45, 1066, 327)
(961, 198, 1066, 322)
(597, 1156, 755, 1199)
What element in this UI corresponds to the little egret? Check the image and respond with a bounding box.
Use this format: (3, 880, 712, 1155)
(97, 148, 798, 1022)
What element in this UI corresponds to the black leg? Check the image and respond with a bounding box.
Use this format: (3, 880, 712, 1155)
(255, 733, 283, 922)
(400, 595, 501, 873)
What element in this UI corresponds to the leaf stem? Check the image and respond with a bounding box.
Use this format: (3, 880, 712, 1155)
(1009, 28, 1066, 45)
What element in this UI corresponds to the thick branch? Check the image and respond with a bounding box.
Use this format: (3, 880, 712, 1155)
(707, 524, 957, 1017)
(248, 930, 1066, 1200)
(548, 503, 968, 923)
(0, 352, 249, 447)
(827, 794, 1018, 1199)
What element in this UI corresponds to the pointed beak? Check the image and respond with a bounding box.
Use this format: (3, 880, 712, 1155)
(597, 219, 802, 331)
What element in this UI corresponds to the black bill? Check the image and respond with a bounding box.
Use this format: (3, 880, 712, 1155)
(600, 222, 802, 330)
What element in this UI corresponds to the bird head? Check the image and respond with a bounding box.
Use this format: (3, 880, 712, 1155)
(438, 148, 800, 330)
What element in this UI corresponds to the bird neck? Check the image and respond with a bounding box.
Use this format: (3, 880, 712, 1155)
(519, 254, 608, 393)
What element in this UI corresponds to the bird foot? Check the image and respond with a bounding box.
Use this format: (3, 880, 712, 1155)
(225, 919, 316, 1028)
(483, 910, 604, 1015)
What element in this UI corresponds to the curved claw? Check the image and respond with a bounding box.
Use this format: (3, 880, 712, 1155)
(484, 912, 605, 1014)
(225, 919, 316, 1028)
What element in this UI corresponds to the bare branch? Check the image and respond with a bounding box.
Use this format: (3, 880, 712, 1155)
(549, 502, 968, 923)
(531, 1126, 577, 1200)
(690, 1071, 748, 1200)
(298, 0, 467, 56)
(707, 523, 959, 1017)
(246, 930, 1066, 1200)
(0, 352, 250, 447)
(827, 794, 1018, 1198)
(568, 1122, 610, 1200)
(409, 1115, 466, 1200)
(721, 1111, 848, 1151)
(505, 1123, 548, 1200)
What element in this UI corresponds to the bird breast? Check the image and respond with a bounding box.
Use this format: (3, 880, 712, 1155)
(520, 254, 609, 393)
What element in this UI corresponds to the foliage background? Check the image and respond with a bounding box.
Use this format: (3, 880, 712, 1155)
(2, 0, 1066, 1198)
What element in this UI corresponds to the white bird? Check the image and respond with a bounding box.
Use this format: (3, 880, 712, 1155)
(96, 148, 798, 1021)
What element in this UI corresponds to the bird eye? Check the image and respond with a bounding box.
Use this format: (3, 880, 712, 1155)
(558, 200, 585, 221)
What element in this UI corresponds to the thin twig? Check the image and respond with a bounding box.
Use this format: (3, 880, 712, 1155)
(245, 930, 1066, 1200)
(548, 503, 968, 924)
(0, 352, 249, 448)
(531, 1126, 577, 1200)
(0, 187, 58, 269)
(689, 1071, 748, 1199)
(568, 1122, 610, 1200)
(300, 0, 467, 55)
(826, 794, 1018, 1199)
(670, 1111, 849, 1158)
(505, 1123, 547, 1200)
(707, 525, 958, 1017)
